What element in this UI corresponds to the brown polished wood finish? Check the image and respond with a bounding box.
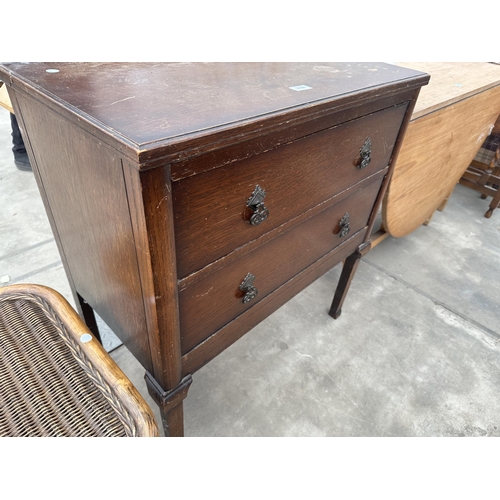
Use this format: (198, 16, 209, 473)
(179, 174, 384, 354)
(0, 63, 428, 436)
(173, 104, 407, 277)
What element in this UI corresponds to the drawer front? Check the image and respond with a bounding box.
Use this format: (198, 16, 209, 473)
(181, 228, 366, 375)
(179, 177, 382, 354)
(173, 103, 408, 278)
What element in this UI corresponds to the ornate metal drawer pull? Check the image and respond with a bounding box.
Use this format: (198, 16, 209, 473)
(239, 273, 258, 304)
(246, 185, 269, 226)
(356, 138, 372, 170)
(339, 212, 350, 238)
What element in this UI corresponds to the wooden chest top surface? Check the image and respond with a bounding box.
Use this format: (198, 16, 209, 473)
(0, 62, 426, 149)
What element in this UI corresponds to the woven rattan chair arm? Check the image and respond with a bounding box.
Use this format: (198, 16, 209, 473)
(0, 284, 159, 437)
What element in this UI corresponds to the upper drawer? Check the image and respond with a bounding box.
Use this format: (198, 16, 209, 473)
(173, 103, 408, 278)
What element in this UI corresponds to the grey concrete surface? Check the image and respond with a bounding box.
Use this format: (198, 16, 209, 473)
(2, 104, 500, 437)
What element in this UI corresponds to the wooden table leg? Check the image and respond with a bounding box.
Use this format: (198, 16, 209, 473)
(145, 372, 193, 437)
(160, 404, 185, 437)
(423, 210, 436, 226)
(76, 292, 102, 344)
(422, 188, 452, 225)
(437, 188, 454, 212)
(485, 186, 500, 218)
(329, 241, 371, 319)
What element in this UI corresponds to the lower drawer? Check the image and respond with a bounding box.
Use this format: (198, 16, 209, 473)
(181, 228, 365, 375)
(179, 176, 382, 354)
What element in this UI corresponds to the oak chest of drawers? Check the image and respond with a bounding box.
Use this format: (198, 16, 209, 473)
(0, 62, 428, 436)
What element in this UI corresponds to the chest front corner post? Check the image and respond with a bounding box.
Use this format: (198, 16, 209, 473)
(129, 164, 191, 436)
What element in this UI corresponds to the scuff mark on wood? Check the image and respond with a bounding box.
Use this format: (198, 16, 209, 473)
(157, 196, 168, 209)
(92, 96, 136, 108)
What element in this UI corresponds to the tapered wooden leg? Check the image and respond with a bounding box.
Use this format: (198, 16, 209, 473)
(160, 403, 185, 437)
(485, 185, 500, 218)
(423, 212, 434, 226)
(145, 372, 192, 437)
(437, 190, 453, 212)
(76, 292, 102, 343)
(329, 242, 371, 319)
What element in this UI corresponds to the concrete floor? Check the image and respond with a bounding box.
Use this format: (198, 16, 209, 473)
(2, 105, 500, 437)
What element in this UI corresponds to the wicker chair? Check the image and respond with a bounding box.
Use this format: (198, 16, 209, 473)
(0, 284, 159, 437)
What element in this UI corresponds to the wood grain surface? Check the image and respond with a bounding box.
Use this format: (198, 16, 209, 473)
(383, 63, 500, 238)
(181, 230, 366, 375)
(179, 177, 382, 354)
(0, 63, 428, 169)
(14, 94, 153, 372)
(0, 63, 421, 144)
(173, 104, 407, 277)
(395, 62, 500, 119)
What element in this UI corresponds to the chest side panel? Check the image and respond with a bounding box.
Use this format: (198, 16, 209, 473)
(14, 93, 152, 372)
